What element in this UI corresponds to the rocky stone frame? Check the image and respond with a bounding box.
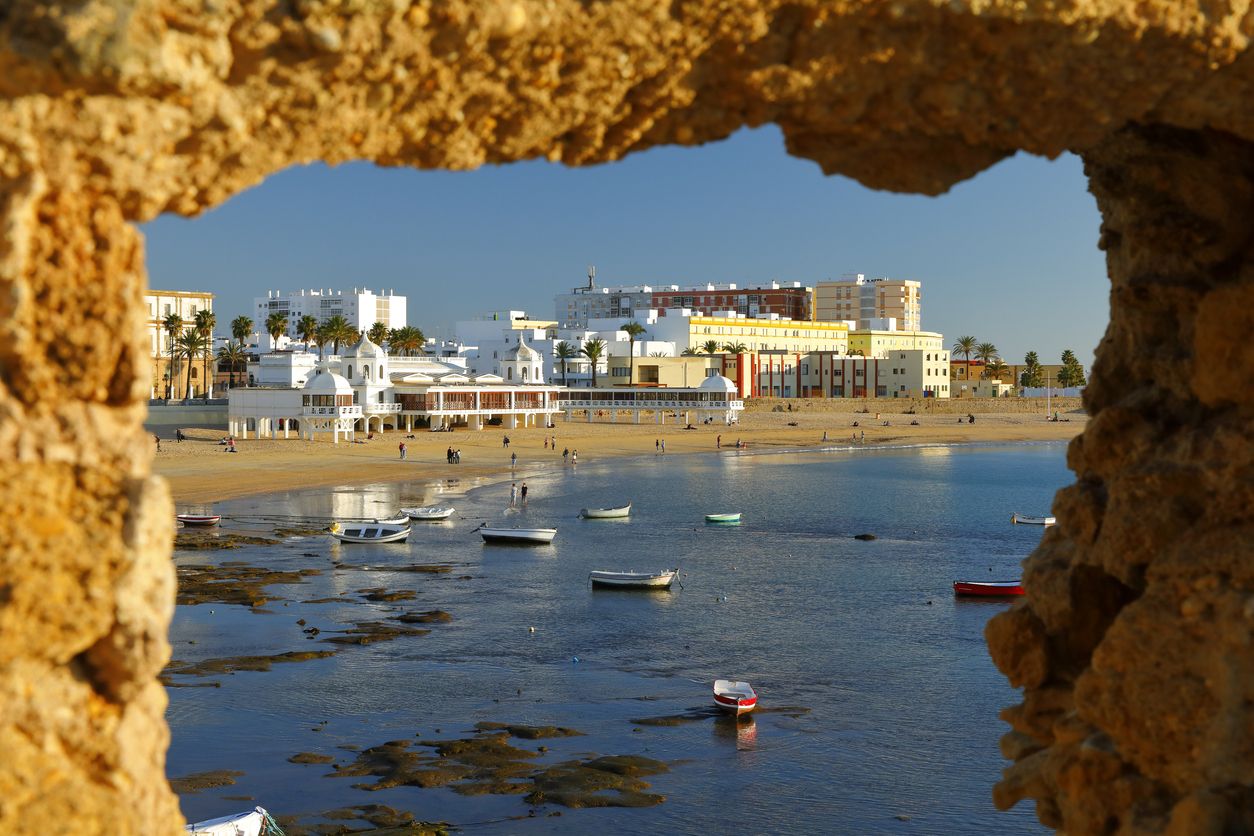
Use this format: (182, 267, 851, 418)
(0, 2, 1250, 832)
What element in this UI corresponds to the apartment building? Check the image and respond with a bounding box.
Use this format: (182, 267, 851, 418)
(145, 289, 214, 399)
(254, 288, 407, 346)
(815, 274, 922, 330)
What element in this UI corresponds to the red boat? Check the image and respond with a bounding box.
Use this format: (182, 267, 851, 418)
(713, 679, 758, 715)
(176, 514, 221, 527)
(953, 580, 1024, 597)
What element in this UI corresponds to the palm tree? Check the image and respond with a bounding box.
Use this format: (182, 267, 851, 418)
(265, 312, 289, 349)
(952, 335, 977, 380)
(321, 315, 355, 354)
(388, 326, 426, 356)
(986, 359, 1009, 382)
(297, 314, 319, 351)
(231, 315, 253, 346)
(680, 347, 699, 356)
(176, 330, 210, 400)
(162, 313, 183, 399)
(622, 322, 646, 384)
(367, 321, 390, 346)
(1020, 351, 1043, 388)
(722, 341, 748, 354)
(975, 342, 999, 377)
(554, 340, 577, 386)
(194, 309, 216, 401)
(217, 341, 248, 390)
(581, 338, 607, 388)
(701, 339, 722, 355)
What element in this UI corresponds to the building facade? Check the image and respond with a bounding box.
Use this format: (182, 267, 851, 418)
(848, 328, 944, 356)
(145, 289, 215, 399)
(651, 281, 812, 321)
(815, 275, 922, 331)
(254, 288, 407, 345)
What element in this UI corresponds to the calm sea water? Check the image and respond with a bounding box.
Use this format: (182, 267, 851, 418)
(168, 443, 1067, 834)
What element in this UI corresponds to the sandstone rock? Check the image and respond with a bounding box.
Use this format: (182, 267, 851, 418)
(1, 2, 1252, 833)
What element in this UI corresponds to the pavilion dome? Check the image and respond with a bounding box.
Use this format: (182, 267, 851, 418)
(303, 367, 353, 394)
(503, 332, 540, 361)
(698, 374, 738, 394)
(347, 333, 383, 358)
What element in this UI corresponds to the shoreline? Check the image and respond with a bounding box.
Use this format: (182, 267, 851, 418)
(155, 408, 1086, 506)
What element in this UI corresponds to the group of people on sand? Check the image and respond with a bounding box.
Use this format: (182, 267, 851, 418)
(509, 481, 529, 506)
(446, 446, 461, 464)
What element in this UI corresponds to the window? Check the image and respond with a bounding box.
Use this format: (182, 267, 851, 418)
(507, 368, 513, 380)
(612, 367, 630, 377)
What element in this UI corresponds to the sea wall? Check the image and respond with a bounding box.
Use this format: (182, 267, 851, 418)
(144, 403, 230, 436)
(745, 397, 1086, 416)
(0, 2, 1249, 832)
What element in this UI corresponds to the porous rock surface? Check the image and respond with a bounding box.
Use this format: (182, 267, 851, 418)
(0, 1, 1250, 832)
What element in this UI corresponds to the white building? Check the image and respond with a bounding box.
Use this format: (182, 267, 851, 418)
(254, 288, 407, 347)
(555, 374, 744, 425)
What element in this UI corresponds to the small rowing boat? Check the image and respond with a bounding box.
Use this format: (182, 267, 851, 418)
(705, 512, 741, 524)
(589, 569, 678, 589)
(1011, 513, 1056, 526)
(402, 506, 456, 521)
(953, 580, 1024, 597)
(186, 806, 277, 835)
(580, 503, 632, 519)
(713, 679, 758, 715)
(176, 514, 220, 526)
(479, 526, 557, 545)
(329, 521, 410, 544)
(374, 514, 410, 526)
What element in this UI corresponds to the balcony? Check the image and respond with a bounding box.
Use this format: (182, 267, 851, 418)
(362, 402, 402, 414)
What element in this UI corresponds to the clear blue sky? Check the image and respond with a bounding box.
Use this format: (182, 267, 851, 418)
(142, 126, 1107, 367)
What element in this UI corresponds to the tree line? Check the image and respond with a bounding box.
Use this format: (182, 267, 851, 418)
(951, 336, 1087, 388)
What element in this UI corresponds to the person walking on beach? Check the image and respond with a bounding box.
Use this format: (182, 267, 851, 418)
(446, 446, 453, 463)
(399, 441, 407, 461)
(654, 439, 659, 453)
(510, 482, 518, 506)
(510, 452, 517, 468)
(175, 428, 184, 443)
(520, 482, 529, 503)
(154, 433, 161, 452)
(571, 450, 578, 464)
(860, 430, 865, 442)
(822, 430, 828, 442)
(660, 439, 665, 454)
(544, 436, 549, 450)
(562, 447, 569, 463)
(455, 449, 462, 463)
(716, 435, 722, 449)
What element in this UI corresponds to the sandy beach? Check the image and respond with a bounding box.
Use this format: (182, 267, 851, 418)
(154, 399, 1086, 505)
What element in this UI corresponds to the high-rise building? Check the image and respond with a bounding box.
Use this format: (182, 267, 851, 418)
(815, 274, 922, 331)
(555, 267, 814, 327)
(254, 288, 407, 346)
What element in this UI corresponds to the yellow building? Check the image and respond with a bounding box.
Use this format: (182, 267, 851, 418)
(145, 289, 215, 399)
(815, 275, 922, 331)
(678, 314, 850, 355)
(606, 355, 721, 387)
(848, 329, 943, 356)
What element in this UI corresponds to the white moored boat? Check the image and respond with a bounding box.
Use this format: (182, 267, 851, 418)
(705, 512, 741, 524)
(186, 806, 277, 835)
(329, 521, 410, 543)
(176, 514, 221, 526)
(374, 514, 410, 526)
(1012, 513, 1056, 526)
(589, 569, 678, 589)
(402, 506, 456, 521)
(580, 503, 632, 519)
(479, 526, 557, 545)
(713, 679, 758, 716)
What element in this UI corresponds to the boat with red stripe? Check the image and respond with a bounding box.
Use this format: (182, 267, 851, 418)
(713, 679, 758, 715)
(952, 580, 1024, 597)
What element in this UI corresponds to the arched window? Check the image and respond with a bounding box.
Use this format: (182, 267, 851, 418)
(364, 366, 371, 380)
(378, 364, 383, 379)
(522, 367, 529, 380)
(507, 368, 513, 380)
(347, 364, 353, 379)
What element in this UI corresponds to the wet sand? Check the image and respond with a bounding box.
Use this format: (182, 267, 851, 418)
(155, 403, 1086, 504)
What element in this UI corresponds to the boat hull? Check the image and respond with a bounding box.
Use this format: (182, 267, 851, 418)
(705, 513, 741, 524)
(480, 527, 557, 545)
(713, 680, 758, 716)
(402, 506, 456, 521)
(953, 580, 1024, 596)
(176, 515, 220, 526)
(589, 570, 677, 589)
(581, 504, 631, 519)
(1011, 514, 1056, 526)
(329, 523, 410, 544)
